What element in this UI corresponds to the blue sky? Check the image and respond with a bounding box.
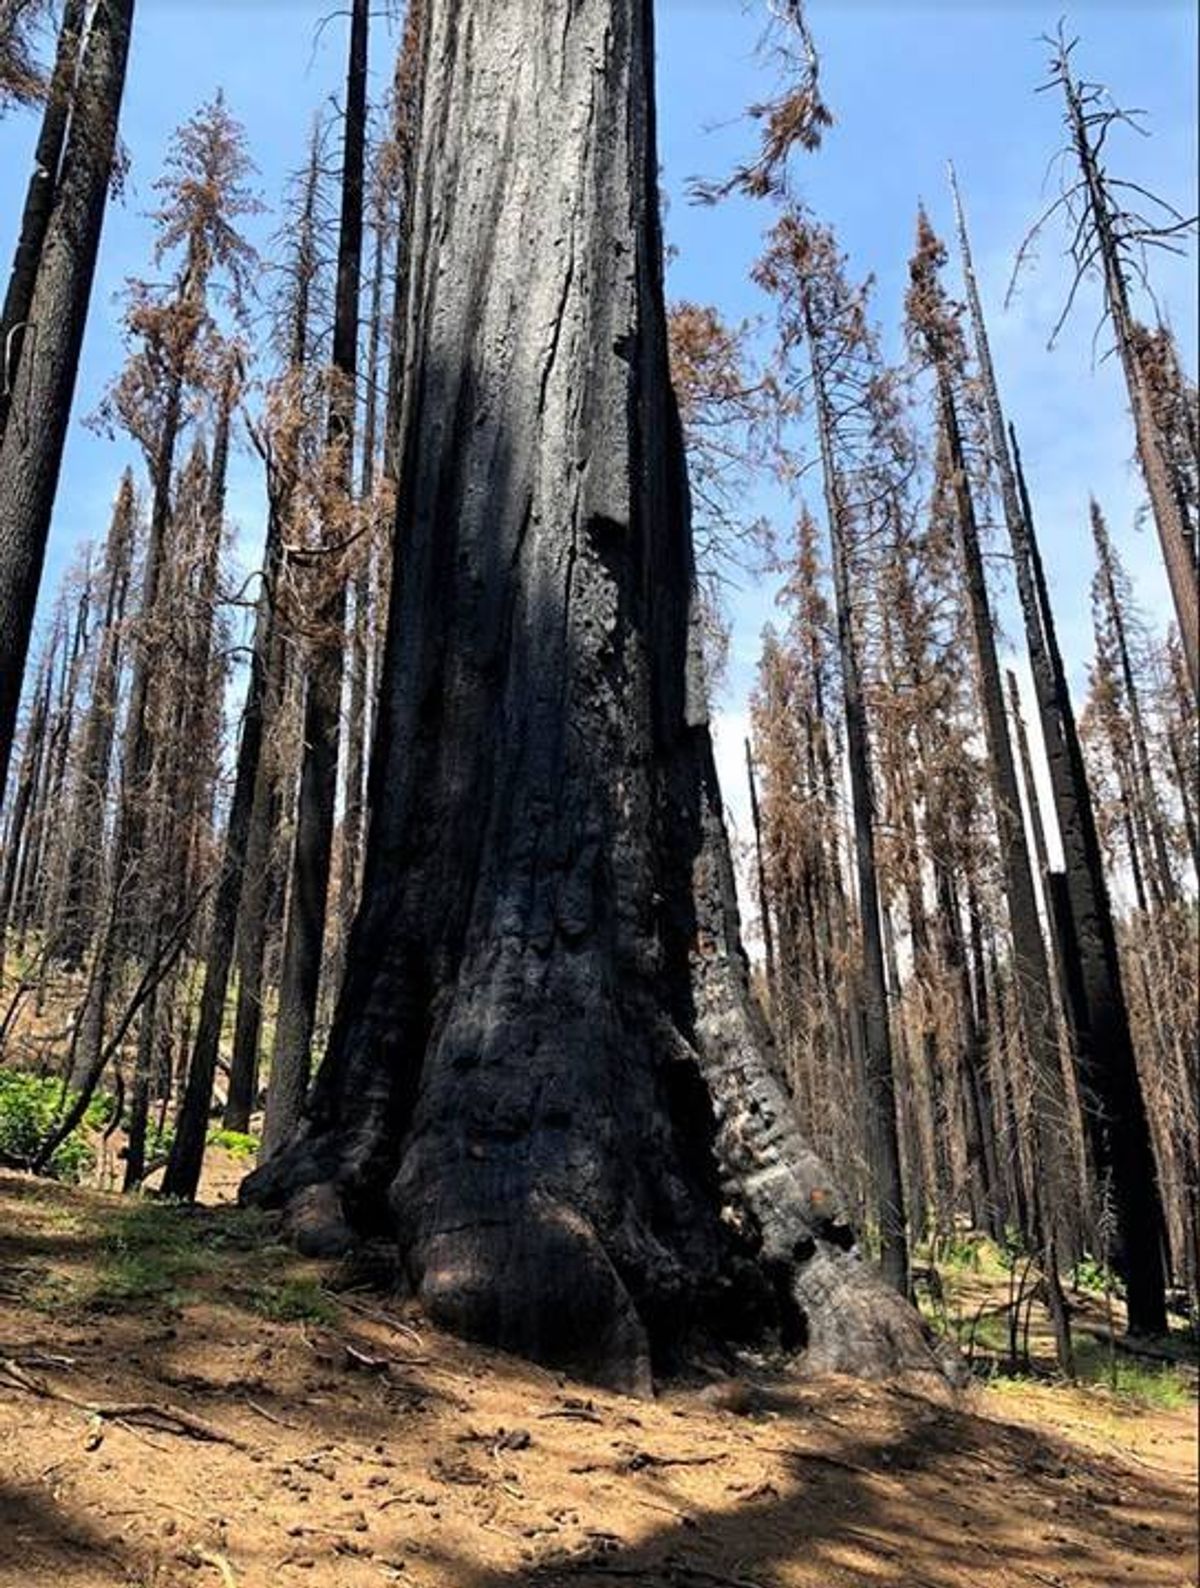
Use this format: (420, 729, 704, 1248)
(1, 0, 1196, 867)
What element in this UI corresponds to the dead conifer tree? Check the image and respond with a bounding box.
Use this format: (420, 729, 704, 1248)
(908, 210, 1075, 1368)
(1012, 28, 1199, 692)
(224, 127, 331, 1136)
(755, 213, 911, 1295)
(53, 472, 136, 971)
(950, 164, 1169, 1330)
(263, 0, 370, 1158)
(0, 0, 134, 802)
(0, 0, 86, 445)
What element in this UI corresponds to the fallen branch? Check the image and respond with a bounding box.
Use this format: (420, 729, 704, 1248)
(760, 1444, 878, 1481)
(540, 1406, 604, 1425)
(195, 1547, 238, 1588)
(244, 1397, 301, 1430)
(330, 1291, 425, 1348)
(0, 1359, 250, 1448)
(569, 1450, 726, 1476)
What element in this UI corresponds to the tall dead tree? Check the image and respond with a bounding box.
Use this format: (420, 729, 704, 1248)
(263, 0, 370, 1157)
(756, 213, 910, 1296)
(162, 362, 292, 1200)
(950, 167, 1168, 1331)
(54, 471, 136, 968)
(0, 0, 134, 803)
(908, 211, 1074, 1368)
(1090, 501, 1179, 908)
(243, 0, 938, 1391)
(0, 649, 51, 963)
(752, 534, 861, 1202)
(0, 0, 86, 445)
(225, 128, 328, 1135)
(1013, 29, 1199, 693)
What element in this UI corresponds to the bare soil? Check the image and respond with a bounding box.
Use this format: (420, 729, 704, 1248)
(0, 1167, 1196, 1588)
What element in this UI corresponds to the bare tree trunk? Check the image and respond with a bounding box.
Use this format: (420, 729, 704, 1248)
(40, 562, 93, 943)
(744, 738, 777, 1009)
(0, 0, 87, 445)
(243, 0, 939, 1390)
(803, 292, 909, 1297)
(0, 0, 135, 802)
(338, 220, 387, 973)
(9, 621, 62, 946)
(937, 380, 1073, 1370)
(263, 0, 369, 1157)
(1091, 502, 1179, 907)
(0, 657, 50, 967)
(54, 473, 134, 967)
(163, 414, 286, 1197)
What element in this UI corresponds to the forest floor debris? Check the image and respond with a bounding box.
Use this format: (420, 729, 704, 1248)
(0, 1167, 1196, 1588)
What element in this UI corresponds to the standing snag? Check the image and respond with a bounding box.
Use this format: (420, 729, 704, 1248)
(0, 0, 135, 804)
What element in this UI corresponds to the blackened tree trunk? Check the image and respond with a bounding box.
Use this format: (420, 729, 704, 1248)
(54, 472, 135, 968)
(337, 219, 387, 978)
(1090, 501, 1179, 908)
(942, 388, 1073, 1367)
(243, 0, 939, 1391)
(262, 0, 369, 1157)
(0, 0, 86, 445)
(814, 383, 910, 1297)
(744, 738, 777, 1008)
(910, 213, 1080, 1337)
(7, 623, 60, 948)
(1006, 448, 1174, 1311)
(1005, 667, 1075, 1027)
(0, 655, 50, 964)
(225, 133, 325, 1134)
(0, 0, 134, 804)
(163, 404, 284, 1198)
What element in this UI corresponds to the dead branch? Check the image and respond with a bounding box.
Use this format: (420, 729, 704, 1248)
(0, 1358, 251, 1448)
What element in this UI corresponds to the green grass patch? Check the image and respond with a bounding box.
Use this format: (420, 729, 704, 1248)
(42, 1199, 282, 1315)
(84, 1199, 205, 1310)
(1072, 1338, 1195, 1408)
(247, 1275, 337, 1325)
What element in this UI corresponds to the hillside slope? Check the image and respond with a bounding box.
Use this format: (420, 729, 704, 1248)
(0, 1170, 1196, 1588)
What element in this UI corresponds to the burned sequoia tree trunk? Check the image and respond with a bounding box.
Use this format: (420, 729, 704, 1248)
(244, 0, 939, 1391)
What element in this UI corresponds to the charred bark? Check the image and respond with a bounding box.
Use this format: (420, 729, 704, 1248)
(1057, 64, 1199, 694)
(0, 0, 134, 802)
(243, 0, 939, 1391)
(54, 472, 134, 967)
(162, 402, 283, 1198)
(263, 0, 370, 1157)
(934, 374, 1074, 1369)
(0, 0, 86, 446)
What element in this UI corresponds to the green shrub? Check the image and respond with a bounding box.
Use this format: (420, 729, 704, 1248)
(995, 1228, 1030, 1272)
(206, 1127, 260, 1160)
(0, 1068, 102, 1183)
(1070, 1252, 1126, 1300)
